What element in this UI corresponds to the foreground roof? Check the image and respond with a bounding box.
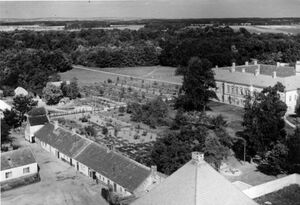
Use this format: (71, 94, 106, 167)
(35, 123, 152, 192)
(1, 147, 37, 171)
(132, 152, 257, 205)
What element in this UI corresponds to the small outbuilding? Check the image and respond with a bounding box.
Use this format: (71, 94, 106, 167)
(25, 107, 49, 143)
(0, 147, 39, 191)
(14, 87, 28, 96)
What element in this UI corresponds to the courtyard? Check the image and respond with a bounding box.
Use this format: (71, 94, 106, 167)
(1, 131, 108, 205)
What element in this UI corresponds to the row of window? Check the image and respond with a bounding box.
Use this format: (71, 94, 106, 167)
(226, 85, 251, 96)
(5, 167, 30, 179)
(288, 95, 298, 102)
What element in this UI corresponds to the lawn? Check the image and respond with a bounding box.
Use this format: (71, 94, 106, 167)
(255, 184, 300, 205)
(60, 65, 182, 86)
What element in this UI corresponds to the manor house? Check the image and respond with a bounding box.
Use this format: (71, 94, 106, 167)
(213, 60, 300, 114)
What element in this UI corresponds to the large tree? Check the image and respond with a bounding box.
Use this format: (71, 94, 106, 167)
(43, 84, 63, 105)
(241, 82, 287, 158)
(287, 127, 300, 173)
(150, 112, 232, 175)
(13, 95, 38, 123)
(61, 77, 80, 100)
(1, 119, 12, 144)
(3, 109, 20, 128)
(176, 57, 217, 111)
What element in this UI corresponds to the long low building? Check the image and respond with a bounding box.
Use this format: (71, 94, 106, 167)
(0, 147, 39, 191)
(34, 122, 164, 197)
(213, 61, 300, 114)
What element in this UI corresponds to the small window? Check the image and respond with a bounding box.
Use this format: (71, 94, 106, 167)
(227, 85, 230, 93)
(289, 96, 292, 102)
(23, 167, 30, 174)
(5, 171, 12, 179)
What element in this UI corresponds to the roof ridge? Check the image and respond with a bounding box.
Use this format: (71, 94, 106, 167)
(53, 123, 151, 172)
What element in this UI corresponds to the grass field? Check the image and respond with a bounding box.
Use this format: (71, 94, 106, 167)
(60, 65, 182, 86)
(231, 25, 300, 35)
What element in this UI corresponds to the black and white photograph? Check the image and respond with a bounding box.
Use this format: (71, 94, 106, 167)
(0, 0, 300, 204)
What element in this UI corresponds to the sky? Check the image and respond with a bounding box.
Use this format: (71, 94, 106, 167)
(1, 0, 300, 19)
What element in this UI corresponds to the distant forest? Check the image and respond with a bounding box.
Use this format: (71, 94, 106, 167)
(1, 20, 300, 94)
(2, 17, 300, 27)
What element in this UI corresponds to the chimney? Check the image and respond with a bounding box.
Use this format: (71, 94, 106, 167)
(276, 62, 280, 67)
(242, 68, 246, 73)
(151, 165, 157, 175)
(296, 61, 300, 76)
(72, 128, 76, 134)
(215, 65, 218, 69)
(231, 62, 236, 72)
(245, 61, 249, 66)
(192, 152, 205, 164)
(272, 71, 277, 78)
(254, 68, 260, 76)
(54, 121, 59, 130)
(254, 60, 258, 65)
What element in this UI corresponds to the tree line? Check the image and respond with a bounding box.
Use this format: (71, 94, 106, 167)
(1, 25, 300, 93)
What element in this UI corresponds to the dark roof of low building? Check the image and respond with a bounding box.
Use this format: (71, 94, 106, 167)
(34, 123, 90, 158)
(75, 143, 151, 193)
(27, 107, 49, 126)
(28, 115, 49, 126)
(34, 122, 152, 193)
(28, 107, 47, 116)
(1, 147, 37, 171)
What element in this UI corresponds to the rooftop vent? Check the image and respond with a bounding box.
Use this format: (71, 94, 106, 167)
(54, 120, 59, 130)
(276, 62, 280, 67)
(245, 61, 249, 66)
(272, 71, 277, 79)
(231, 62, 236, 72)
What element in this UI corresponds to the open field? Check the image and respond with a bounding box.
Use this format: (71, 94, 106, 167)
(231, 25, 300, 35)
(60, 65, 182, 86)
(1, 132, 107, 205)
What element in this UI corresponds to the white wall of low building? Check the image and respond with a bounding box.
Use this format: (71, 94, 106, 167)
(25, 124, 44, 142)
(0, 163, 38, 182)
(78, 162, 89, 176)
(285, 90, 298, 114)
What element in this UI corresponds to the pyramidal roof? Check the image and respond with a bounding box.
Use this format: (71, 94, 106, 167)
(131, 152, 258, 205)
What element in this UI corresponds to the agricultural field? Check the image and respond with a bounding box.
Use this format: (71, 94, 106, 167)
(231, 25, 300, 35)
(60, 65, 182, 86)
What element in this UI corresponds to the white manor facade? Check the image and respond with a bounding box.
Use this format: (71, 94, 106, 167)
(213, 61, 300, 114)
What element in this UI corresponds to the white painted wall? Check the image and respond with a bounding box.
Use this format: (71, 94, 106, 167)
(25, 124, 44, 142)
(0, 163, 38, 182)
(78, 162, 89, 176)
(285, 90, 298, 114)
